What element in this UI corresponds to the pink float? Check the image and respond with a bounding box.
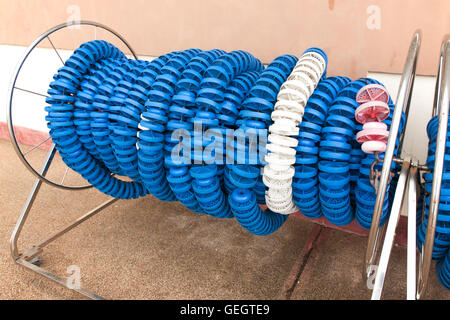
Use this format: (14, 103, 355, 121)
(356, 84, 390, 104)
(354, 84, 390, 154)
(356, 123, 389, 144)
(355, 101, 390, 123)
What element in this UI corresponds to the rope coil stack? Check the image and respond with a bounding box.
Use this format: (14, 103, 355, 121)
(292, 76, 351, 219)
(437, 249, 450, 290)
(45, 40, 294, 236)
(317, 79, 371, 225)
(46, 40, 405, 238)
(227, 54, 298, 235)
(39, 37, 450, 291)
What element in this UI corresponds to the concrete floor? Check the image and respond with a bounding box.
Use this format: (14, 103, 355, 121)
(0, 139, 449, 300)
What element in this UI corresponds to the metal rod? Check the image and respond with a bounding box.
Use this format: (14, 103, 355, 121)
(417, 34, 450, 299)
(364, 30, 422, 281)
(14, 86, 49, 98)
(393, 157, 407, 165)
(36, 197, 118, 249)
(10, 142, 117, 299)
(6, 20, 137, 190)
(16, 259, 104, 300)
(10, 144, 57, 259)
(24, 136, 51, 156)
(432, 44, 444, 118)
(46, 35, 65, 66)
(371, 159, 410, 300)
(416, 164, 431, 172)
(407, 166, 418, 300)
(60, 167, 69, 184)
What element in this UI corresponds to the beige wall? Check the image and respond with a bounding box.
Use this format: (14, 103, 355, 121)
(0, 0, 448, 79)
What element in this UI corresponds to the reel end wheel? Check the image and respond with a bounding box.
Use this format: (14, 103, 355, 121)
(7, 21, 137, 190)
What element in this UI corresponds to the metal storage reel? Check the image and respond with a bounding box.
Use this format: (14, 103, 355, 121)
(366, 32, 450, 300)
(7, 21, 137, 299)
(6, 21, 448, 300)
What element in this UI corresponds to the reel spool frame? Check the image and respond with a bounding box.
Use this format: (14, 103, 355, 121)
(8, 20, 137, 300)
(6, 21, 447, 300)
(367, 32, 450, 300)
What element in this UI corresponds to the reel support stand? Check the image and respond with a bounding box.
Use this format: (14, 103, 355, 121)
(7, 21, 137, 300)
(10, 144, 117, 300)
(363, 29, 421, 295)
(367, 33, 450, 299)
(416, 34, 450, 299)
(369, 152, 395, 192)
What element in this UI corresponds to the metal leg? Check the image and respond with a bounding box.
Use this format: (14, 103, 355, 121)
(371, 159, 411, 300)
(407, 165, 418, 300)
(10, 143, 118, 300)
(417, 34, 450, 299)
(371, 34, 449, 300)
(10, 144, 57, 259)
(364, 30, 421, 282)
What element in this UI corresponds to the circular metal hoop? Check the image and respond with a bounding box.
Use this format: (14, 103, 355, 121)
(6, 20, 138, 190)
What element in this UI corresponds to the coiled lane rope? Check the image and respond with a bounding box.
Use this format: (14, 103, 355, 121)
(46, 40, 292, 235)
(45, 40, 450, 290)
(419, 115, 450, 261)
(418, 115, 450, 291)
(46, 40, 403, 238)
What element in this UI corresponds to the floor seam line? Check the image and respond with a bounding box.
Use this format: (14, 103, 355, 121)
(285, 226, 324, 300)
